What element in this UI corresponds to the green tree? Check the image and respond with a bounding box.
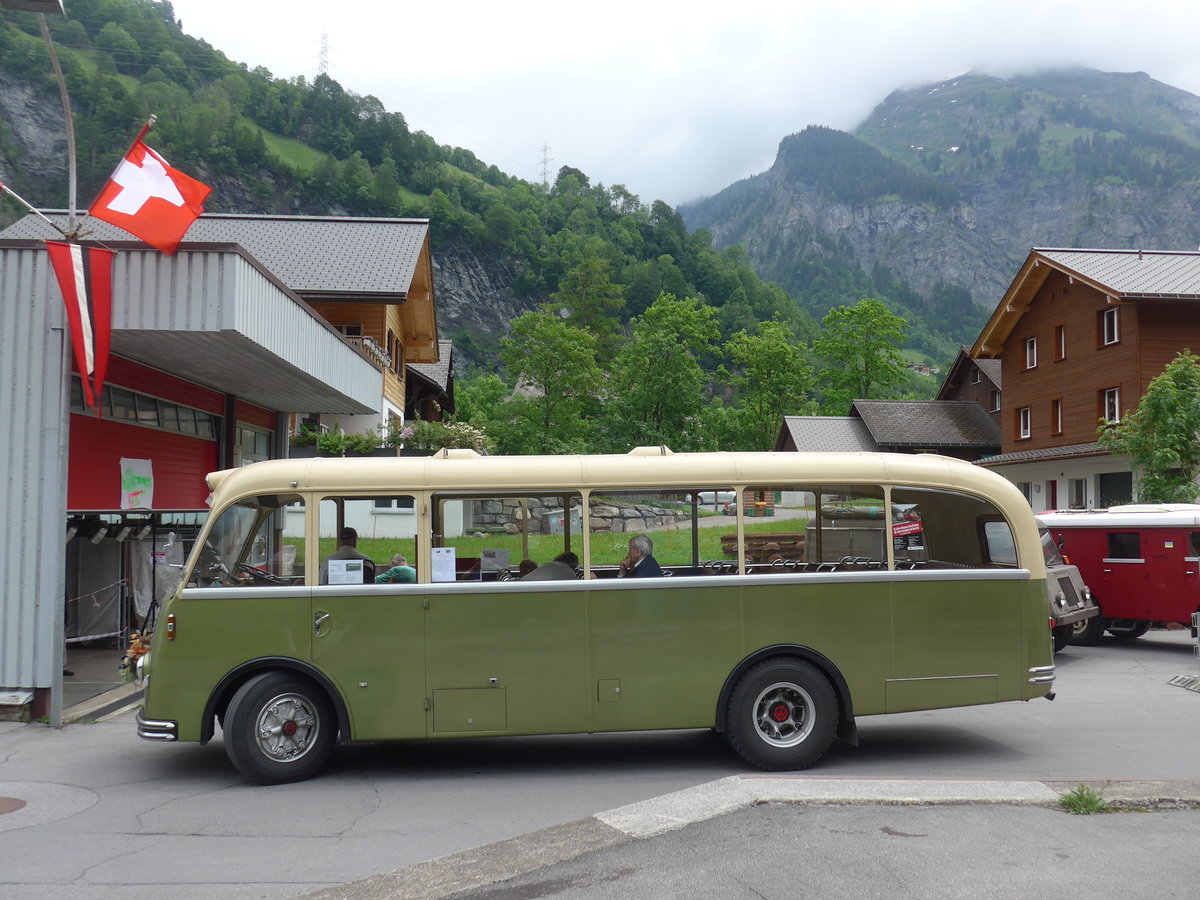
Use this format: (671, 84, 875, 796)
(722, 320, 816, 450)
(499, 312, 602, 453)
(548, 250, 626, 362)
(603, 294, 720, 451)
(1097, 350, 1200, 502)
(813, 298, 909, 414)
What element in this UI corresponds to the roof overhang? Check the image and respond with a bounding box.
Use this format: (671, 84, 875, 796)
(0, 240, 380, 414)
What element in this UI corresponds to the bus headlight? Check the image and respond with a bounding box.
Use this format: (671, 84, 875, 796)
(135, 652, 150, 688)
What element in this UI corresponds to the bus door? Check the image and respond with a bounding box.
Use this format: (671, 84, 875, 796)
(422, 494, 590, 737)
(1098, 530, 1149, 619)
(310, 495, 427, 742)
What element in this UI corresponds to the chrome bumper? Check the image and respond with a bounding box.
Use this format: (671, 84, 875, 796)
(136, 708, 178, 741)
(1028, 664, 1057, 685)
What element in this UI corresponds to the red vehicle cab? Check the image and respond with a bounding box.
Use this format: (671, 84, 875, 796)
(1038, 504, 1200, 644)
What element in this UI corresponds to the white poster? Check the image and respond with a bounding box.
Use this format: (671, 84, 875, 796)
(119, 458, 154, 510)
(431, 547, 457, 582)
(327, 558, 365, 585)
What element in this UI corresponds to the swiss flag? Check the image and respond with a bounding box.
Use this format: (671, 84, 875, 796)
(88, 124, 211, 255)
(45, 241, 116, 411)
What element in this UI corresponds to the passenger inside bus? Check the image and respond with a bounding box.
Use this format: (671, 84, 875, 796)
(318, 527, 376, 584)
(522, 551, 580, 581)
(619, 535, 664, 577)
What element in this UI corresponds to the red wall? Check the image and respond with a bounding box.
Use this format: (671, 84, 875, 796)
(68, 414, 217, 511)
(68, 356, 224, 511)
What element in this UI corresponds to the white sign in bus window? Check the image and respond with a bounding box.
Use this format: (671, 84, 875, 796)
(327, 558, 364, 584)
(431, 547, 457, 582)
(481, 548, 510, 571)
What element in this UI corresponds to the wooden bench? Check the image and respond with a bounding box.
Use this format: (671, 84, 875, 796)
(720, 532, 806, 563)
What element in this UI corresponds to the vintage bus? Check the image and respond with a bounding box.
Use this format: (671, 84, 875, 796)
(1039, 504, 1200, 644)
(136, 448, 1056, 783)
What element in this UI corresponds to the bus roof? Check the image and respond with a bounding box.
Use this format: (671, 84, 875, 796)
(1039, 504, 1200, 528)
(207, 448, 1031, 515)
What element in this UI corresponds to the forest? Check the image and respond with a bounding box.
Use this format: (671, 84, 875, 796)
(0, 0, 947, 454)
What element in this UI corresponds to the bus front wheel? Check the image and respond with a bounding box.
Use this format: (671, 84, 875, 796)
(1071, 616, 1108, 646)
(725, 658, 837, 771)
(223, 671, 337, 784)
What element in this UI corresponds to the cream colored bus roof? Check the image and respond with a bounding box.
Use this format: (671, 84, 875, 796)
(208, 448, 1027, 512)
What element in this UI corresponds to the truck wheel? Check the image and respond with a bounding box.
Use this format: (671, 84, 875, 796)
(224, 671, 336, 784)
(725, 658, 838, 771)
(1052, 624, 1073, 653)
(1071, 616, 1108, 646)
(1107, 619, 1150, 640)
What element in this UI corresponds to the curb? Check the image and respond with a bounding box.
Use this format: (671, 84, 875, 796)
(295, 775, 1200, 900)
(62, 683, 142, 724)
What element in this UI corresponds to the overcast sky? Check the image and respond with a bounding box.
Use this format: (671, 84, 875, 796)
(171, 0, 1200, 206)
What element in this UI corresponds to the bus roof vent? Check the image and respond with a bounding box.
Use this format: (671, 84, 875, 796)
(627, 445, 674, 457)
(431, 448, 481, 459)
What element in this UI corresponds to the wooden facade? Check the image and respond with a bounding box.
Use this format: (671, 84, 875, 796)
(306, 300, 408, 412)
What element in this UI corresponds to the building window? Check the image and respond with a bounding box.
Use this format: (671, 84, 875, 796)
(70, 376, 220, 440)
(1016, 482, 1033, 505)
(1017, 407, 1031, 439)
(1051, 398, 1063, 435)
(1102, 388, 1121, 423)
(237, 425, 272, 466)
(990, 389, 1001, 412)
(1054, 325, 1066, 360)
(971, 368, 982, 385)
(1101, 306, 1120, 346)
(1025, 337, 1037, 369)
(334, 324, 363, 338)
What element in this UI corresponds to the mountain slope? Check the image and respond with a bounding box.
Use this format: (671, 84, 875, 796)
(681, 68, 1200, 347)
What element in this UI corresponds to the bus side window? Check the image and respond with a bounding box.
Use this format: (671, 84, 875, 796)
(1106, 532, 1140, 560)
(891, 487, 1010, 569)
(318, 496, 417, 585)
(1190, 532, 1200, 559)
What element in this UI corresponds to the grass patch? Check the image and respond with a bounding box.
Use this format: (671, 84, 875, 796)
(1059, 782, 1110, 814)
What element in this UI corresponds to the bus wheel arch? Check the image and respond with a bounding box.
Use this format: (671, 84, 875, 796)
(201, 658, 351, 748)
(716, 646, 856, 747)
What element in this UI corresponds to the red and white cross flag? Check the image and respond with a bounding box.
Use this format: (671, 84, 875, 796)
(45, 241, 116, 411)
(88, 122, 212, 255)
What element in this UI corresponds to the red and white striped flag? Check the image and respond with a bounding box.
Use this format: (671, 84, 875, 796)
(45, 241, 116, 411)
(88, 123, 211, 255)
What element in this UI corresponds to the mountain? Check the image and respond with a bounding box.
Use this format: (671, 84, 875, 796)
(680, 68, 1200, 347)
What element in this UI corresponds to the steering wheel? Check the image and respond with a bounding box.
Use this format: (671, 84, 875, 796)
(235, 562, 292, 585)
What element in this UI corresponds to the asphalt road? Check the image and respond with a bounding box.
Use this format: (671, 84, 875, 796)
(1, 630, 1198, 899)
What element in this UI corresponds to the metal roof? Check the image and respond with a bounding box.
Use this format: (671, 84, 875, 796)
(975, 442, 1108, 467)
(408, 339, 454, 392)
(0, 213, 430, 297)
(851, 400, 1001, 448)
(1035, 248, 1200, 298)
(777, 416, 877, 452)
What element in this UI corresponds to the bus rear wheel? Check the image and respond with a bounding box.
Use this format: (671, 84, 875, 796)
(223, 671, 336, 784)
(725, 658, 837, 771)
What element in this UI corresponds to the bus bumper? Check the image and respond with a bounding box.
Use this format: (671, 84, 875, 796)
(136, 709, 178, 742)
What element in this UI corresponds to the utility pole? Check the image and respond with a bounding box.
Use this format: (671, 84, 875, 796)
(538, 143, 553, 190)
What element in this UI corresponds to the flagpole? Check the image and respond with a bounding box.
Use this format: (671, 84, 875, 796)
(36, 13, 78, 235)
(0, 181, 71, 239)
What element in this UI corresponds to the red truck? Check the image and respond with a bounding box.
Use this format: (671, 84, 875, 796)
(1038, 504, 1200, 644)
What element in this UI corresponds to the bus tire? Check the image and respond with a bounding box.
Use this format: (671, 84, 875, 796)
(725, 658, 838, 771)
(223, 671, 337, 784)
(1071, 616, 1108, 646)
(1107, 619, 1150, 640)
(1052, 624, 1073, 653)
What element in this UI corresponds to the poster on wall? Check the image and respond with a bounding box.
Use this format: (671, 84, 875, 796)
(120, 458, 154, 510)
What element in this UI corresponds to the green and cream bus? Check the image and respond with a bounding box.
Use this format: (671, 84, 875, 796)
(136, 447, 1056, 783)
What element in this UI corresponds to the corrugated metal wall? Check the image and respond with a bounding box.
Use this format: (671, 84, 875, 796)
(0, 247, 68, 714)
